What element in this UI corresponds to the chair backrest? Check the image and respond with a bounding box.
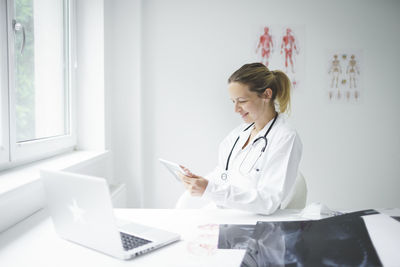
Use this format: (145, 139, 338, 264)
(282, 172, 307, 209)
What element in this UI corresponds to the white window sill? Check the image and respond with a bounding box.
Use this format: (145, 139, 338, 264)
(0, 150, 109, 196)
(0, 150, 112, 233)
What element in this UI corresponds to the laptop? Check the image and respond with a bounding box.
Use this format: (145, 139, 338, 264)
(41, 170, 180, 260)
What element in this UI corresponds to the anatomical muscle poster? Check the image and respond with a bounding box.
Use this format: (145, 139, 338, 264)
(255, 25, 305, 90)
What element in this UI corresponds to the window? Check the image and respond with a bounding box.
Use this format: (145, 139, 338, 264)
(0, 0, 10, 165)
(0, 0, 76, 169)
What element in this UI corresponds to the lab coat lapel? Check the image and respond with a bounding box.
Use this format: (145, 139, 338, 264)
(231, 126, 252, 161)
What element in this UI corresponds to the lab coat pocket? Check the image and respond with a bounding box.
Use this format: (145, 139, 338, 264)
(248, 162, 263, 185)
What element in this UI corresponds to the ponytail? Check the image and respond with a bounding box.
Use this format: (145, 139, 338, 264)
(273, 70, 291, 114)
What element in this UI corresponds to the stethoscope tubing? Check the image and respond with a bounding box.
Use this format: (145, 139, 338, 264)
(225, 113, 278, 172)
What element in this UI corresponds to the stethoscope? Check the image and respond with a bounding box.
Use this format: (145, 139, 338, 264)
(220, 113, 278, 181)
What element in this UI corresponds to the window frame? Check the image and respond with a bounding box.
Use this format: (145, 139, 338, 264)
(0, 0, 10, 165)
(0, 0, 77, 170)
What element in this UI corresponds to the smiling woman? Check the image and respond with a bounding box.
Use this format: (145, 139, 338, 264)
(177, 63, 302, 215)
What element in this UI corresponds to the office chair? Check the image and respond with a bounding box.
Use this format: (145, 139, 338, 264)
(281, 172, 307, 209)
(175, 172, 307, 210)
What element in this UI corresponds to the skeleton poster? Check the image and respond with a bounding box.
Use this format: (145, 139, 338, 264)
(255, 25, 305, 90)
(326, 51, 363, 102)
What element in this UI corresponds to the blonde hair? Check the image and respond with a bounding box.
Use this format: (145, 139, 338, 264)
(228, 63, 291, 114)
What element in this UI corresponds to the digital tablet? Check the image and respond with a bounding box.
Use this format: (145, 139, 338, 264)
(159, 158, 185, 182)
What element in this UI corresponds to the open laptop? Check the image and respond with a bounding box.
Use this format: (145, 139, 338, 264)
(41, 170, 180, 260)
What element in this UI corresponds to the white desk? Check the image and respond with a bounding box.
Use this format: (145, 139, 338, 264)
(0, 208, 399, 267)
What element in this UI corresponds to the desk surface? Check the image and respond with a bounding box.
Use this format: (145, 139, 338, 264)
(0, 208, 399, 267)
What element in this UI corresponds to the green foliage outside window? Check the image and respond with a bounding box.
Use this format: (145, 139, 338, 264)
(15, 0, 35, 142)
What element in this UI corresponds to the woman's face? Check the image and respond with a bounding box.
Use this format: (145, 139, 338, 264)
(228, 82, 270, 124)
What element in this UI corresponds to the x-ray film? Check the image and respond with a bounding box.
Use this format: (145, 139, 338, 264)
(218, 224, 256, 249)
(241, 210, 382, 266)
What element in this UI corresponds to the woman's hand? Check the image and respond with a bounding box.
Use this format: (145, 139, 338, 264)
(178, 165, 209, 197)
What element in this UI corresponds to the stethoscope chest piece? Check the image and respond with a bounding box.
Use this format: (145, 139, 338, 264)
(221, 172, 228, 181)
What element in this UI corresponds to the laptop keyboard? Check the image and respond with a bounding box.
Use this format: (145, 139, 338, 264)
(120, 232, 152, 251)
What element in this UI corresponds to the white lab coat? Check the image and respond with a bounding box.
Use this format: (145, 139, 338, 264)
(202, 114, 302, 215)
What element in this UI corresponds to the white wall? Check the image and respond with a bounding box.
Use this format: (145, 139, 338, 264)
(107, 0, 400, 210)
(76, 0, 106, 150)
(104, 0, 144, 207)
